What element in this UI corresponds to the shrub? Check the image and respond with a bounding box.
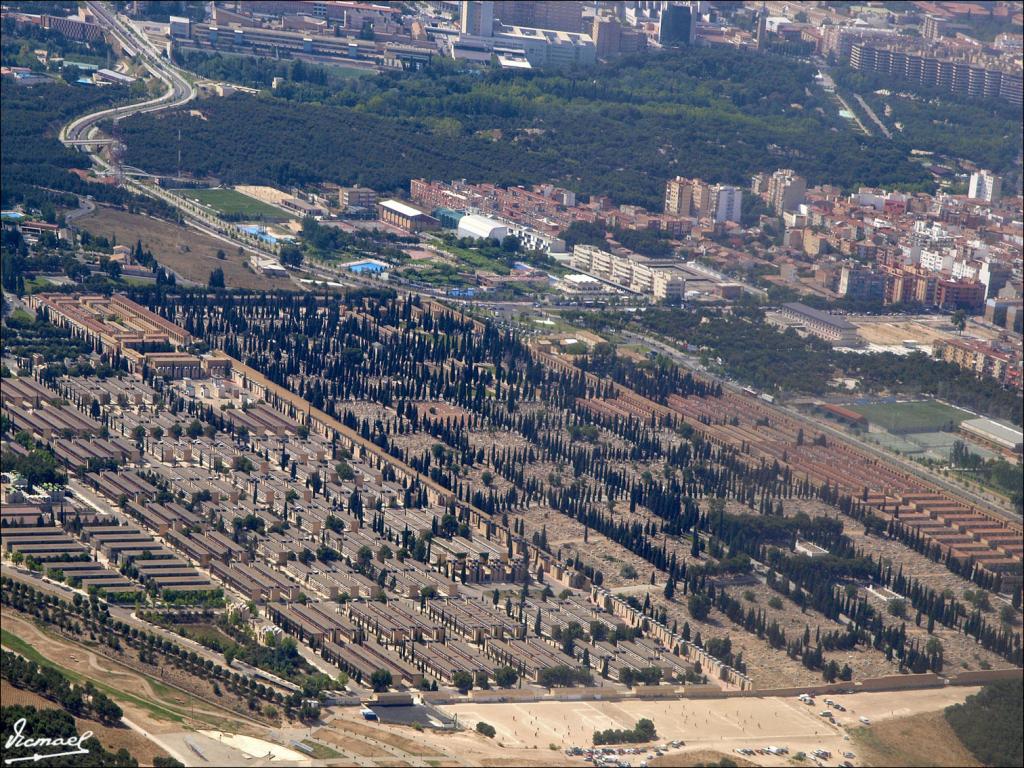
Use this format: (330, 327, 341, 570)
(476, 721, 496, 738)
(688, 593, 712, 621)
(453, 670, 474, 694)
(887, 598, 907, 618)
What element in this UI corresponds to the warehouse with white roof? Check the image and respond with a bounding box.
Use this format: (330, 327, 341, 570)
(959, 417, 1023, 456)
(456, 214, 508, 242)
(376, 199, 439, 232)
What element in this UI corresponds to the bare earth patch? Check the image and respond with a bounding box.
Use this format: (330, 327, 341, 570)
(314, 725, 394, 757)
(650, 749, 757, 767)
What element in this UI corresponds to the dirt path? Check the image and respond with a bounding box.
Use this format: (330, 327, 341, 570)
(1, 610, 251, 734)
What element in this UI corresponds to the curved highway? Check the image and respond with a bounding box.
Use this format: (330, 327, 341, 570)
(58, 3, 294, 272)
(61, 2, 195, 153)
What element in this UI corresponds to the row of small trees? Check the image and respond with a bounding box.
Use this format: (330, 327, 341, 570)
(0, 578, 314, 720)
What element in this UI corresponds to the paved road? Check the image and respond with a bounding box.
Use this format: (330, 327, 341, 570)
(62, 2, 195, 152)
(833, 90, 871, 136)
(854, 93, 892, 139)
(61, 2, 309, 281)
(64, 196, 96, 224)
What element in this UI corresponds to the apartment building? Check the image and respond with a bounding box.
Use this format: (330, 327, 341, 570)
(764, 169, 807, 215)
(493, 1, 584, 33)
(984, 298, 1024, 333)
(779, 303, 861, 347)
(713, 185, 743, 224)
(460, 0, 494, 36)
(591, 14, 647, 59)
(849, 41, 1023, 106)
(935, 338, 1022, 390)
(412, 178, 688, 238)
(968, 171, 1002, 204)
(664, 177, 741, 223)
(837, 265, 886, 302)
(883, 265, 939, 306)
(338, 186, 378, 211)
(935, 278, 986, 311)
(664, 176, 695, 217)
(570, 244, 684, 302)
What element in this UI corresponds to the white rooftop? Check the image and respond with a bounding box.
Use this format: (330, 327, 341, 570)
(379, 199, 427, 218)
(961, 418, 1023, 449)
(458, 214, 507, 240)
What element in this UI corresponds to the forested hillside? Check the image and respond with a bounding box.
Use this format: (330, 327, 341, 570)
(122, 48, 931, 207)
(0, 79, 123, 213)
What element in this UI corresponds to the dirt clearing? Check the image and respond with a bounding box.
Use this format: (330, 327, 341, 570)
(650, 750, 756, 767)
(77, 205, 283, 289)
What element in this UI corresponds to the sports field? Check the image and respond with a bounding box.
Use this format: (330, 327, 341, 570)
(441, 687, 980, 764)
(849, 401, 972, 434)
(174, 187, 292, 221)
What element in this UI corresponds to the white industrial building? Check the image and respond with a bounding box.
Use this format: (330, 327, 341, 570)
(959, 418, 1022, 454)
(558, 273, 606, 296)
(493, 25, 596, 68)
(457, 213, 566, 254)
(457, 214, 508, 242)
(450, 2, 595, 69)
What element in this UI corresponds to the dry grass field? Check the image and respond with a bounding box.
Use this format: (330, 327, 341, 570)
(77, 205, 275, 289)
(851, 711, 980, 767)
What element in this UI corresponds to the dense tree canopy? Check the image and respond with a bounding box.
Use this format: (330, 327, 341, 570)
(123, 48, 933, 207)
(0, 78, 176, 218)
(945, 679, 1023, 768)
(831, 66, 1023, 189)
(569, 307, 1023, 424)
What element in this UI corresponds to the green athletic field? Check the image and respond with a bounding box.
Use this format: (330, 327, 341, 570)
(849, 400, 972, 434)
(174, 188, 292, 220)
